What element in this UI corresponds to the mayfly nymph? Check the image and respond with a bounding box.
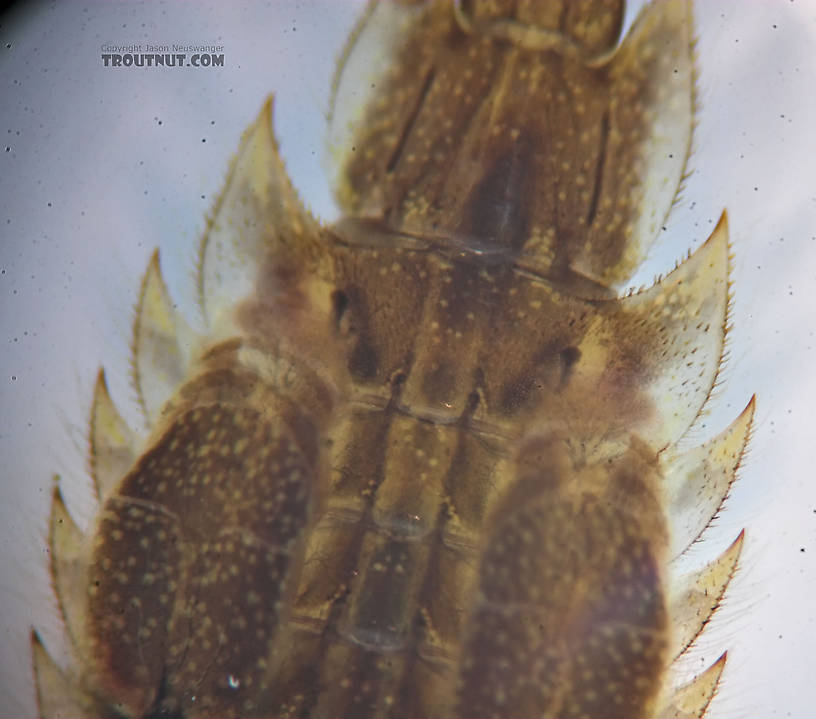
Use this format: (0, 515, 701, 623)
(32, 1, 753, 717)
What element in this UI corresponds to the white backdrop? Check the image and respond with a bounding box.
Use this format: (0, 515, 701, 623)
(1, 1, 814, 717)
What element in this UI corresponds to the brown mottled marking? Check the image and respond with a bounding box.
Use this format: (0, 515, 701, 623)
(85, 401, 317, 717)
(459, 444, 668, 718)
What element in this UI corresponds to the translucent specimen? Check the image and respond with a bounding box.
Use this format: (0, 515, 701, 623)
(32, 1, 753, 718)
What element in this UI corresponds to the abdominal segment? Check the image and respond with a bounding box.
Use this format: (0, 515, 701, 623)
(458, 451, 669, 719)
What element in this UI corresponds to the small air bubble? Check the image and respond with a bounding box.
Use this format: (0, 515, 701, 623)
(227, 674, 240, 689)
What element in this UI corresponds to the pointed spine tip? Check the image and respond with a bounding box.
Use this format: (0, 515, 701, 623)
(50, 482, 67, 511)
(89, 367, 108, 473)
(700, 209, 729, 256)
(48, 482, 79, 578)
(744, 393, 757, 415)
(260, 93, 276, 126)
(48, 479, 72, 535)
(148, 246, 161, 272)
(130, 258, 153, 425)
(733, 396, 756, 474)
(719, 529, 745, 571)
(247, 93, 278, 153)
(132, 248, 172, 426)
(93, 366, 110, 403)
(143, 248, 167, 296)
(715, 208, 729, 233)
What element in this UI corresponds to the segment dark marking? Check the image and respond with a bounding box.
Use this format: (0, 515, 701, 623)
(586, 110, 610, 227)
(386, 68, 436, 174)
